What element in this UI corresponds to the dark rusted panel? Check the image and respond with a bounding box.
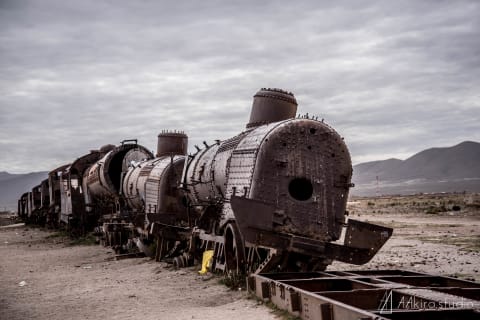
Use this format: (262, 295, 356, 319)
(230, 196, 275, 233)
(248, 276, 256, 292)
(290, 289, 301, 311)
(320, 303, 334, 320)
(18, 192, 29, 220)
(249, 118, 352, 242)
(344, 219, 393, 252)
(31, 184, 42, 211)
(261, 281, 271, 299)
(324, 219, 393, 265)
(40, 179, 49, 209)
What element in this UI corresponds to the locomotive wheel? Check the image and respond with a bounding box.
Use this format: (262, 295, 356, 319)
(224, 223, 245, 274)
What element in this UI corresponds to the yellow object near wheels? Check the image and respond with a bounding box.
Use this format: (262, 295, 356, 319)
(198, 250, 214, 275)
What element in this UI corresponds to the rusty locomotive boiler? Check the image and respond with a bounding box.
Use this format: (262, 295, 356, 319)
(165, 88, 393, 273)
(115, 88, 392, 273)
(84, 141, 153, 209)
(121, 132, 189, 241)
(17, 87, 392, 275)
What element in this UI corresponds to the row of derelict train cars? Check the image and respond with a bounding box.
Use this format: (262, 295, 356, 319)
(17, 88, 393, 275)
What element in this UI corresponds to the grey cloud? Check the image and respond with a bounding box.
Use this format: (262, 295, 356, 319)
(1, 0, 479, 173)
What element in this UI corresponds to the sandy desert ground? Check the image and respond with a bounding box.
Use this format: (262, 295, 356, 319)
(1, 193, 479, 320)
(331, 193, 480, 282)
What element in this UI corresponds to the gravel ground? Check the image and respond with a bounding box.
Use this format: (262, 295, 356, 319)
(0, 226, 277, 320)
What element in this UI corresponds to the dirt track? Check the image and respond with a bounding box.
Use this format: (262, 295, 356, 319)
(0, 227, 277, 320)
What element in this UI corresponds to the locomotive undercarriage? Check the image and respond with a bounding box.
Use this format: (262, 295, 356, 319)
(96, 190, 392, 276)
(143, 219, 344, 275)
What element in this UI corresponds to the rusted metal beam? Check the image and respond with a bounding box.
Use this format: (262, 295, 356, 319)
(249, 270, 480, 320)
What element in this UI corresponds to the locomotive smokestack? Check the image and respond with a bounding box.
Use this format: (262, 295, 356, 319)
(156, 131, 188, 157)
(246, 88, 298, 129)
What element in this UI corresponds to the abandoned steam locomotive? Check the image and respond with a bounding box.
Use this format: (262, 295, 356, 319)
(18, 88, 392, 274)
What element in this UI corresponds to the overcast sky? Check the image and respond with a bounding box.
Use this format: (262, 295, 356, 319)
(1, 0, 479, 173)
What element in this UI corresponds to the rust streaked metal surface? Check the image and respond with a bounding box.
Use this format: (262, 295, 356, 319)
(144, 156, 185, 217)
(122, 156, 186, 217)
(32, 184, 42, 207)
(122, 131, 188, 229)
(249, 270, 480, 320)
(122, 160, 152, 211)
(183, 141, 222, 206)
(225, 116, 391, 269)
(18, 192, 29, 220)
(39, 179, 50, 210)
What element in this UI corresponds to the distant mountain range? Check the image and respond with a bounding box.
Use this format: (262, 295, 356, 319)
(0, 141, 479, 210)
(0, 171, 48, 211)
(352, 141, 480, 196)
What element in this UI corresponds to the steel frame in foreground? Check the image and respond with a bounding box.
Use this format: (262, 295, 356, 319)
(248, 269, 479, 320)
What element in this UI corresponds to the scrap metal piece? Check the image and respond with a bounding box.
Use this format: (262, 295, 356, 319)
(325, 219, 393, 265)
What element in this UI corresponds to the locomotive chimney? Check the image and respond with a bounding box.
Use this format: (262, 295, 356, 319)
(246, 88, 298, 129)
(156, 131, 188, 157)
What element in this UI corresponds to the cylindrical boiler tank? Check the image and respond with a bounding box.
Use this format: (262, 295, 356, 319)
(85, 142, 153, 200)
(123, 132, 188, 216)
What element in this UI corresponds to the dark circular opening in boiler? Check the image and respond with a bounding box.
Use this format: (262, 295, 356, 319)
(288, 178, 313, 201)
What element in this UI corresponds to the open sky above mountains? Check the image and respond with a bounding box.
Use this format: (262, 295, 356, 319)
(1, 0, 479, 173)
